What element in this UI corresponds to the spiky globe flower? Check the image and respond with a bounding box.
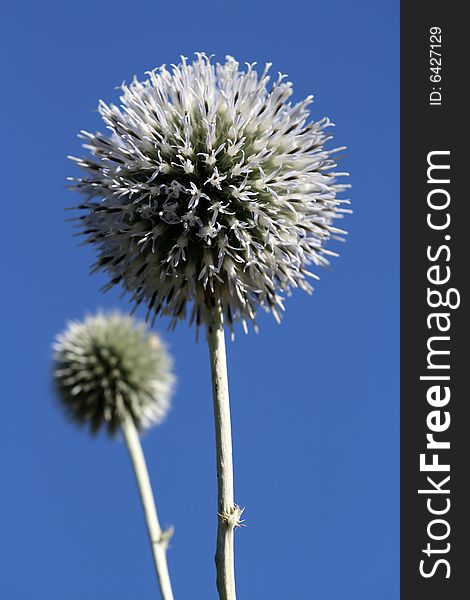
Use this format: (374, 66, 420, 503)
(52, 312, 175, 436)
(69, 53, 350, 332)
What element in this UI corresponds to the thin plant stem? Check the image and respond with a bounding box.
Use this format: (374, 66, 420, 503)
(120, 412, 175, 600)
(206, 296, 241, 600)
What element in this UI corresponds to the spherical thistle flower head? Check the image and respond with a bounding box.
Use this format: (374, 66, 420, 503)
(69, 53, 350, 333)
(52, 311, 175, 436)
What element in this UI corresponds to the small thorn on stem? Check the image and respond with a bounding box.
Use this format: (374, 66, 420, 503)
(219, 505, 246, 529)
(153, 525, 175, 549)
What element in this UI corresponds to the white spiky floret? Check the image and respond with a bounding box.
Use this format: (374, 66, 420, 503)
(69, 53, 350, 333)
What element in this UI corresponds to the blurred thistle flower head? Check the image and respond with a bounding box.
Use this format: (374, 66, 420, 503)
(52, 311, 175, 436)
(69, 53, 350, 333)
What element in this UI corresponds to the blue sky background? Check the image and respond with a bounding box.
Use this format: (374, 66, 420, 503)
(0, 1, 398, 598)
